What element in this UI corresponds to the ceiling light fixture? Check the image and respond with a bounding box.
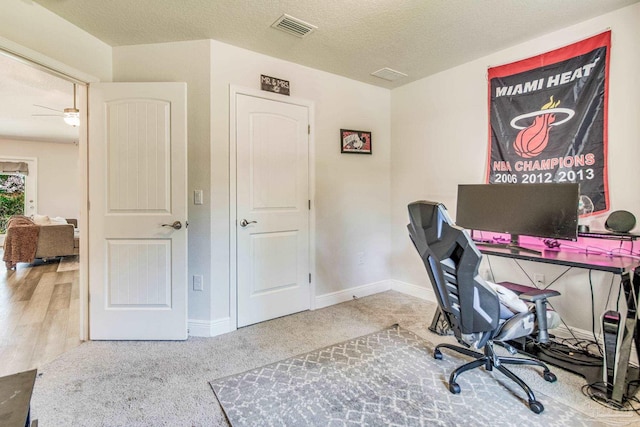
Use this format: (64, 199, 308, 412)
(63, 84, 80, 127)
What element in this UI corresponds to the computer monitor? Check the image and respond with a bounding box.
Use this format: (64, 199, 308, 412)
(456, 183, 579, 253)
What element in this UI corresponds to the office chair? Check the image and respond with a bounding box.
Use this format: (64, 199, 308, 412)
(407, 200, 560, 414)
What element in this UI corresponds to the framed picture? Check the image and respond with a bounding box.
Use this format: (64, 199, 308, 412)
(340, 129, 372, 154)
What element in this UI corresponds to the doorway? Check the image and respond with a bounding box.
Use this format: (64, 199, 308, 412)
(0, 50, 86, 375)
(231, 87, 316, 328)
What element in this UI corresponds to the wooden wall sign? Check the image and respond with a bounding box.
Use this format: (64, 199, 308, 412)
(261, 74, 290, 96)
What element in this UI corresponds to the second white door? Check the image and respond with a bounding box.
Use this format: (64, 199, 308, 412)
(236, 93, 310, 327)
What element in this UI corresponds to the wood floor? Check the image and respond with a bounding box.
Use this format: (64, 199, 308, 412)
(0, 256, 81, 377)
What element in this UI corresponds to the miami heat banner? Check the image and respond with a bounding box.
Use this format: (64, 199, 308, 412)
(488, 31, 610, 215)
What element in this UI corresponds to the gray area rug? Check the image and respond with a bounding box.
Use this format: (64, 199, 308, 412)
(211, 324, 601, 427)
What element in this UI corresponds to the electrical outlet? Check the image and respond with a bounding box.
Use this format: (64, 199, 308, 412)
(357, 251, 365, 265)
(534, 273, 545, 286)
(193, 274, 203, 291)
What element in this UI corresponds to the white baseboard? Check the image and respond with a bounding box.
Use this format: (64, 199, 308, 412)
(552, 323, 595, 341)
(188, 317, 233, 337)
(187, 319, 212, 337)
(389, 279, 435, 302)
(315, 280, 394, 309)
(192, 279, 638, 366)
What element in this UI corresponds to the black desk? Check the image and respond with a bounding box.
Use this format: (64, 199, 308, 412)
(477, 244, 640, 404)
(477, 244, 639, 273)
(0, 369, 37, 427)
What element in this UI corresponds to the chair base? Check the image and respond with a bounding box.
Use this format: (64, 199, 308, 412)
(434, 341, 557, 414)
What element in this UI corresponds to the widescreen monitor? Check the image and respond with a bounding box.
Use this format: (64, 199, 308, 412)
(456, 183, 579, 244)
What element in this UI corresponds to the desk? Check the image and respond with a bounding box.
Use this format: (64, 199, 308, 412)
(477, 244, 640, 404)
(477, 244, 639, 273)
(0, 369, 37, 427)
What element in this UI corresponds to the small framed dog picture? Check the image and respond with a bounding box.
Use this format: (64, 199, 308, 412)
(340, 129, 372, 154)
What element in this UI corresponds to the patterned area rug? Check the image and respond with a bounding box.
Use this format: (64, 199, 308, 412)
(57, 255, 79, 272)
(210, 325, 603, 427)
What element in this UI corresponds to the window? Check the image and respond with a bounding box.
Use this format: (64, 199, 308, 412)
(0, 158, 37, 233)
(0, 174, 25, 233)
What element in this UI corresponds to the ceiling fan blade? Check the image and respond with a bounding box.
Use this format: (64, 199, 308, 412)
(33, 104, 63, 112)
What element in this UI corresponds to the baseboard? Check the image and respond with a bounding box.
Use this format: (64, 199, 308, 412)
(188, 317, 233, 337)
(315, 280, 394, 309)
(187, 319, 212, 337)
(551, 323, 596, 342)
(389, 279, 435, 302)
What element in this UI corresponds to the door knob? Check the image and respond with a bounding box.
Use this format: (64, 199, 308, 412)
(162, 221, 182, 230)
(240, 219, 257, 227)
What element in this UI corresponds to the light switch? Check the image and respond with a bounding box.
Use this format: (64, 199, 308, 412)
(194, 190, 203, 205)
(193, 275, 203, 291)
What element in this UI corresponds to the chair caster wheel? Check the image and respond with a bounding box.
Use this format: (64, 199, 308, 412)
(529, 400, 544, 414)
(448, 382, 461, 394)
(434, 349, 443, 360)
(543, 371, 557, 383)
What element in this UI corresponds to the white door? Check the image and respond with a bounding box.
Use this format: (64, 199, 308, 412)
(89, 82, 188, 340)
(236, 94, 310, 327)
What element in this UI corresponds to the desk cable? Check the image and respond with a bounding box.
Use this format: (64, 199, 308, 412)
(581, 381, 640, 415)
(560, 242, 640, 260)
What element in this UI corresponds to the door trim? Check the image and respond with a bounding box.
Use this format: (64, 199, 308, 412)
(229, 85, 316, 331)
(0, 37, 96, 342)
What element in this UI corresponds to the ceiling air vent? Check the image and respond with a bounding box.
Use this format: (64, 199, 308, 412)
(271, 14, 317, 38)
(371, 68, 408, 82)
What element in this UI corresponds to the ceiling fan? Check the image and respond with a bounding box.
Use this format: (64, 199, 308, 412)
(32, 84, 80, 127)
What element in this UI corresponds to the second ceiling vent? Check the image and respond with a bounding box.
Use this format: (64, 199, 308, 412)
(271, 14, 317, 38)
(371, 68, 408, 82)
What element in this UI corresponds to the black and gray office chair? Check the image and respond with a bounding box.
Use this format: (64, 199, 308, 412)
(407, 200, 560, 414)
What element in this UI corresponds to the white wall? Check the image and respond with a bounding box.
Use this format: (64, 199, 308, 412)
(8, 0, 631, 336)
(209, 41, 391, 325)
(0, 139, 80, 219)
(0, 0, 112, 82)
(113, 40, 213, 322)
(114, 39, 392, 329)
(390, 4, 640, 332)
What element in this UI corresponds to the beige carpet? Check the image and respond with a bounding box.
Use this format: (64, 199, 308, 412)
(31, 291, 639, 426)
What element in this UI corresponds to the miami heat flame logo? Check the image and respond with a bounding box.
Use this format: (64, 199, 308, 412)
(510, 96, 575, 158)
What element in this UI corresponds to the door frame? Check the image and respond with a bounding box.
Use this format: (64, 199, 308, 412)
(229, 85, 316, 331)
(0, 38, 97, 341)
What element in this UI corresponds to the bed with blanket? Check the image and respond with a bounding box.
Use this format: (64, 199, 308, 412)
(3, 215, 79, 269)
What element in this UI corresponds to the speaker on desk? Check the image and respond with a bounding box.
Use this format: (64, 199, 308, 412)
(602, 310, 623, 394)
(605, 211, 636, 233)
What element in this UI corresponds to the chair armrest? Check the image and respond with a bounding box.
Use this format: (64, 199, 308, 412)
(498, 281, 561, 302)
(518, 288, 561, 302)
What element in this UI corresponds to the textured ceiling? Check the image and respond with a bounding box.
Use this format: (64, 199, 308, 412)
(32, 0, 639, 88)
(2, 0, 637, 144)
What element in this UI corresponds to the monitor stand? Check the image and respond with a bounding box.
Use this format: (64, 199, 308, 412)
(475, 234, 542, 255)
